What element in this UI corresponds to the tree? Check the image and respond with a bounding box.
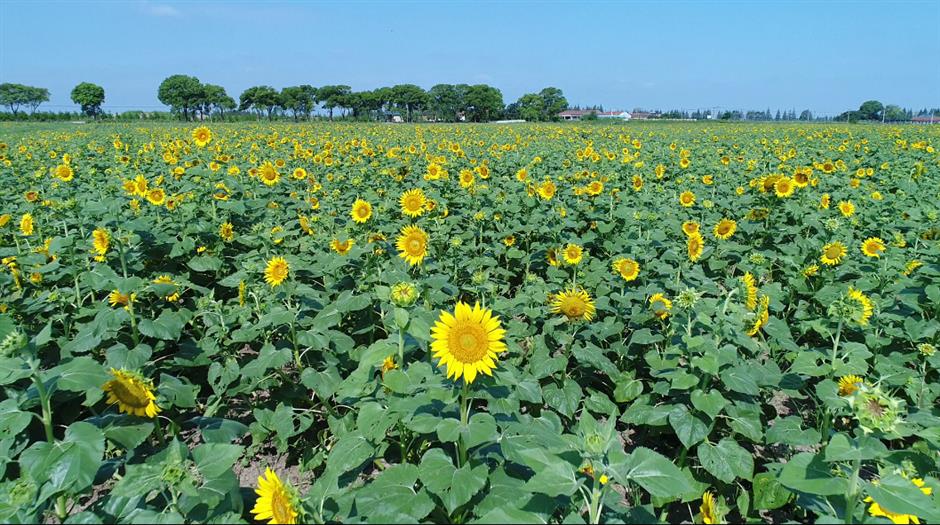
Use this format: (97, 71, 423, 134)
(539, 87, 567, 121)
(517, 93, 544, 121)
(883, 105, 909, 122)
(0, 83, 50, 116)
(463, 85, 503, 122)
(281, 85, 318, 120)
(389, 84, 428, 122)
(858, 100, 883, 121)
(158, 75, 203, 120)
(428, 84, 463, 122)
(239, 86, 281, 120)
(316, 85, 351, 121)
(71, 82, 106, 119)
(799, 109, 813, 121)
(200, 84, 234, 121)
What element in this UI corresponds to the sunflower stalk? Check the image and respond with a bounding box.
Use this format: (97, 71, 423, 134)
(33, 371, 69, 519)
(843, 457, 861, 524)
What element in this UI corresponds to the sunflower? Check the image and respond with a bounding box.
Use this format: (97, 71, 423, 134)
(687, 232, 704, 262)
(774, 176, 795, 198)
(682, 221, 700, 236)
(747, 295, 770, 336)
(396, 225, 428, 266)
(92, 228, 109, 260)
(400, 188, 427, 217)
(819, 193, 831, 209)
(700, 491, 718, 525)
(19, 213, 33, 236)
(146, 188, 166, 206)
(219, 222, 234, 242)
(330, 238, 354, 255)
(192, 126, 212, 147)
(54, 163, 74, 182)
(649, 293, 672, 319)
(562, 243, 583, 265)
(820, 241, 847, 266)
(24, 190, 39, 202)
(538, 179, 556, 200)
(679, 191, 696, 207)
(612, 257, 640, 282)
(632, 175, 643, 191)
(713, 218, 736, 240)
(264, 256, 289, 287)
(546, 248, 560, 267)
(351, 199, 373, 223)
(741, 272, 758, 310)
(259, 162, 280, 186)
(551, 287, 596, 322)
(838, 375, 864, 396)
(586, 180, 604, 196)
(292, 167, 307, 180)
(860, 237, 885, 258)
(251, 468, 300, 525)
(864, 478, 932, 525)
(390, 282, 418, 306)
(430, 301, 506, 384)
(847, 287, 873, 326)
(838, 200, 855, 217)
(102, 369, 160, 418)
(459, 169, 475, 188)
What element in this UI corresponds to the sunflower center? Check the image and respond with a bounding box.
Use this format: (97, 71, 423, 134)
(561, 297, 586, 318)
(111, 379, 150, 408)
(407, 238, 423, 253)
(449, 322, 488, 363)
(825, 245, 842, 259)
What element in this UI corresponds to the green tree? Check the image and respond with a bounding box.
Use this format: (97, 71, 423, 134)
(0, 83, 50, 116)
(281, 85, 318, 121)
(883, 105, 909, 122)
(70, 82, 106, 119)
(428, 84, 463, 122)
(390, 84, 428, 122)
(199, 84, 234, 121)
(858, 100, 884, 121)
(538, 87, 567, 121)
(25, 86, 50, 115)
(157, 75, 203, 121)
(463, 85, 504, 122)
(799, 109, 813, 121)
(517, 93, 544, 121)
(239, 86, 281, 120)
(316, 85, 352, 121)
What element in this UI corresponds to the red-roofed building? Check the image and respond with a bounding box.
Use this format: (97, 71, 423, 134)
(558, 109, 596, 121)
(912, 115, 938, 124)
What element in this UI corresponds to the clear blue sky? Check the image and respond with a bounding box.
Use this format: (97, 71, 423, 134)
(1, 0, 938, 116)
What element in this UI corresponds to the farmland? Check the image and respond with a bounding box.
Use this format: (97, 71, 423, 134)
(0, 121, 938, 523)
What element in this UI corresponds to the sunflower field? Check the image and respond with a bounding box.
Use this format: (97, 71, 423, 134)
(0, 121, 939, 524)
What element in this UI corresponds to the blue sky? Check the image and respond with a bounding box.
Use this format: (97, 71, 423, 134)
(1, 1, 938, 116)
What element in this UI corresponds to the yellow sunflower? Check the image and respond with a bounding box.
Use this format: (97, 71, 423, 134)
(551, 287, 596, 322)
(838, 375, 864, 396)
(562, 243, 583, 265)
(649, 293, 672, 319)
(146, 188, 166, 206)
(700, 491, 718, 525)
(774, 176, 795, 198)
(546, 248, 560, 267)
(747, 295, 770, 336)
(54, 163, 74, 182)
(612, 257, 640, 282)
(679, 190, 696, 207)
(821, 241, 847, 266)
(397, 225, 428, 266)
(538, 179, 556, 200)
(682, 221, 700, 237)
(713, 218, 737, 240)
(330, 238, 354, 255)
(632, 175, 643, 191)
(430, 301, 506, 384)
(687, 232, 704, 262)
(102, 369, 160, 418)
(861, 237, 885, 258)
(19, 213, 34, 236)
(741, 272, 758, 310)
(219, 222, 234, 242)
(251, 468, 300, 525)
(351, 199, 373, 224)
(847, 287, 873, 326)
(838, 200, 855, 217)
(192, 126, 212, 147)
(864, 477, 932, 525)
(259, 162, 280, 186)
(92, 228, 109, 260)
(264, 256, 289, 287)
(400, 188, 427, 218)
(820, 193, 831, 209)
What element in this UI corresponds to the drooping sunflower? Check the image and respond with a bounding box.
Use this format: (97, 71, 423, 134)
(682, 221, 700, 237)
(820, 241, 847, 266)
(546, 248, 560, 267)
(430, 301, 506, 384)
(838, 375, 864, 396)
(687, 232, 704, 262)
(747, 295, 770, 336)
(259, 162, 280, 186)
(741, 272, 758, 310)
(191, 126, 212, 147)
(19, 213, 33, 236)
(649, 293, 672, 319)
(700, 491, 718, 525)
(551, 287, 596, 322)
(219, 222, 234, 242)
(108, 290, 132, 308)
(838, 200, 855, 217)
(350, 199, 373, 224)
(562, 243, 583, 265)
(264, 256, 289, 287)
(92, 228, 109, 260)
(713, 218, 737, 240)
(400, 188, 427, 218)
(847, 287, 873, 326)
(251, 468, 300, 525)
(102, 369, 160, 418)
(612, 257, 640, 282)
(774, 176, 795, 198)
(330, 238, 354, 255)
(397, 225, 428, 266)
(860, 237, 885, 258)
(679, 190, 696, 207)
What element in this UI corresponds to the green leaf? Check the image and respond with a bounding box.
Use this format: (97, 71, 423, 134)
(418, 448, 488, 514)
(752, 472, 791, 510)
(192, 443, 243, 479)
(766, 417, 821, 446)
(777, 452, 847, 496)
(323, 432, 374, 478)
(864, 474, 940, 523)
(698, 439, 753, 482)
(609, 447, 695, 499)
(690, 389, 729, 419)
(53, 357, 110, 394)
(138, 310, 188, 341)
(354, 464, 435, 523)
(669, 405, 709, 448)
(824, 433, 888, 462)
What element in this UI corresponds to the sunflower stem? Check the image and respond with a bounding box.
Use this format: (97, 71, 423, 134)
(457, 381, 469, 468)
(830, 319, 843, 374)
(843, 457, 861, 524)
(397, 327, 405, 365)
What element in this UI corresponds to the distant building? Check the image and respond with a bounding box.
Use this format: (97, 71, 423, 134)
(597, 111, 631, 120)
(558, 109, 596, 121)
(912, 115, 938, 124)
(630, 111, 654, 120)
